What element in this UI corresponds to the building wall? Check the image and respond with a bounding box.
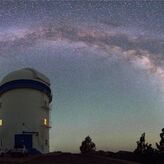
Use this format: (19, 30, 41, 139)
(0, 88, 50, 153)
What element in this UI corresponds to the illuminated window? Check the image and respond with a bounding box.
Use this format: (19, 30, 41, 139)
(0, 120, 3, 126)
(43, 118, 48, 126)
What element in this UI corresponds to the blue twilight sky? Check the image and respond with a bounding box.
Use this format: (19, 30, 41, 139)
(0, 1, 164, 152)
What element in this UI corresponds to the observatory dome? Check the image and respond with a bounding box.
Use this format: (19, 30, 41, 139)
(1, 68, 50, 86)
(0, 68, 52, 154)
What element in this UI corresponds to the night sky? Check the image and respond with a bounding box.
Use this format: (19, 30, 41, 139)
(0, 1, 164, 153)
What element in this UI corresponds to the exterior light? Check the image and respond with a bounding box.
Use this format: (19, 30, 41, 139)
(43, 118, 48, 126)
(0, 119, 3, 126)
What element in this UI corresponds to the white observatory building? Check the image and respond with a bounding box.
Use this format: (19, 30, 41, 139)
(0, 68, 52, 154)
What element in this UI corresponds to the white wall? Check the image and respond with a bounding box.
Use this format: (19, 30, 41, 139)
(0, 88, 50, 153)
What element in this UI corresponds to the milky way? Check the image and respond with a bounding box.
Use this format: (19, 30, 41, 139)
(0, 1, 164, 152)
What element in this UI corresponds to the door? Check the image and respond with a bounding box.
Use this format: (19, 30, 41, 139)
(14, 134, 33, 150)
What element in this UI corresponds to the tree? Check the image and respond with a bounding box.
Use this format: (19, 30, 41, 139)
(156, 128, 164, 152)
(134, 132, 146, 153)
(134, 132, 155, 154)
(80, 136, 96, 154)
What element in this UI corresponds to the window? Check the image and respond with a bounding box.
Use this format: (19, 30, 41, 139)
(42, 95, 48, 107)
(45, 139, 48, 146)
(0, 119, 3, 126)
(41, 96, 49, 110)
(43, 118, 51, 128)
(43, 118, 48, 126)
